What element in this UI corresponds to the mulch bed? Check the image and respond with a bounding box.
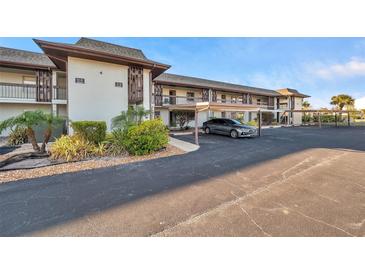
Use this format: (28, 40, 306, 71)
(0, 144, 184, 184)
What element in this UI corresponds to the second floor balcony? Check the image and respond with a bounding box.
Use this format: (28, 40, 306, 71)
(0, 82, 67, 103)
(155, 94, 275, 109)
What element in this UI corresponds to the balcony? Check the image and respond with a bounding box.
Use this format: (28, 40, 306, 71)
(0, 82, 67, 103)
(155, 94, 276, 110)
(157, 94, 204, 106)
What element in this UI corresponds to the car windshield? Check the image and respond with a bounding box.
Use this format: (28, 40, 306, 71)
(229, 119, 242, 125)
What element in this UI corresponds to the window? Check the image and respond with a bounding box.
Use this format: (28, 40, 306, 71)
(187, 92, 195, 102)
(231, 96, 237, 103)
(221, 94, 226, 103)
(155, 111, 161, 118)
(115, 82, 123, 88)
(75, 78, 85, 84)
(23, 76, 36, 85)
(257, 99, 261, 105)
(212, 119, 224, 124)
(221, 111, 226, 118)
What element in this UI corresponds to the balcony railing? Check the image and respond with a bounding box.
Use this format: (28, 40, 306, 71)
(53, 87, 67, 100)
(0, 82, 67, 101)
(0, 82, 37, 100)
(155, 94, 275, 109)
(156, 95, 204, 106)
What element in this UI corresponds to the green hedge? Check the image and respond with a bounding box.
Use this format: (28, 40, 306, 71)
(71, 121, 107, 144)
(123, 119, 169, 155)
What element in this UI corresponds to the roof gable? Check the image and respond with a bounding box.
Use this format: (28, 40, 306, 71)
(75, 38, 147, 61)
(277, 88, 310, 98)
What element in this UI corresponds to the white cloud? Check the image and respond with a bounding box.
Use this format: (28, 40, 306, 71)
(355, 97, 365, 110)
(315, 58, 365, 79)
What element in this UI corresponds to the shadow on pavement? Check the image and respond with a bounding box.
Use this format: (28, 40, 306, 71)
(0, 126, 365, 236)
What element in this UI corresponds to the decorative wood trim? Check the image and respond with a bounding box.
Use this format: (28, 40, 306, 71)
(154, 84, 163, 106)
(36, 70, 52, 102)
(128, 66, 143, 104)
(202, 89, 209, 102)
(211, 90, 217, 102)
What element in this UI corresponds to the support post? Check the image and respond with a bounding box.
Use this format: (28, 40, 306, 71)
(318, 112, 322, 128)
(347, 112, 350, 127)
(258, 110, 262, 137)
(195, 108, 199, 145)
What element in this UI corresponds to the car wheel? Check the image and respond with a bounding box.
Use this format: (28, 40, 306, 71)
(230, 130, 238, 138)
(205, 127, 210, 134)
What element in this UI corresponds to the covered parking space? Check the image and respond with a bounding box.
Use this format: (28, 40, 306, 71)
(168, 102, 283, 145)
(285, 109, 361, 128)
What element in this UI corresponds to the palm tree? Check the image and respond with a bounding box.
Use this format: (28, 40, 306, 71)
(302, 101, 311, 110)
(330, 94, 355, 121)
(330, 94, 355, 114)
(40, 113, 63, 153)
(111, 106, 150, 130)
(302, 101, 311, 123)
(0, 110, 62, 152)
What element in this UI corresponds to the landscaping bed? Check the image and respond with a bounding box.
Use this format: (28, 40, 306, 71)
(0, 144, 183, 184)
(0, 107, 184, 184)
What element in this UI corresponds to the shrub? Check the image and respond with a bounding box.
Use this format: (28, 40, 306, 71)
(246, 120, 258, 127)
(7, 126, 28, 146)
(123, 119, 169, 155)
(50, 135, 105, 162)
(103, 129, 127, 156)
(262, 112, 274, 125)
(71, 121, 107, 144)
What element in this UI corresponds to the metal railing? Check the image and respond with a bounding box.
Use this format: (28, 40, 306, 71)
(0, 83, 67, 101)
(53, 86, 67, 100)
(155, 94, 275, 109)
(157, 95, 204, 106)
(0, 82, 37, 99)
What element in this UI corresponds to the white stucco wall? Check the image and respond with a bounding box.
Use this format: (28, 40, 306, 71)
(0, 103, 52, 136)
(67, 57, 129, 131)
(293, 97, 303, 125)
(158, 109, 169, 126)
(0, 70, 36, 84)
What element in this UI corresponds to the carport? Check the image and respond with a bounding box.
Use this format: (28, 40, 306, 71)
(285, 109, 361, 127)
(169, 102, 283, 145)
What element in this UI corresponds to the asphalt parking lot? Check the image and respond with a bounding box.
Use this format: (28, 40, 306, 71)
(0, 126, 364, 236)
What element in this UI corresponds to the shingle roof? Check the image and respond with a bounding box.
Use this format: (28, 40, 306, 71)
(154, 73, 280, 96)
(75, 38, 147, 61)
(0, 46, 55, 68)
(277, 88, 310, 98)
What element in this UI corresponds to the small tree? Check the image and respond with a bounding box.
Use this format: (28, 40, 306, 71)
(174, 111, 194, 129)
(0, 110, 45, 152)
(41, 113, 64, 153)
(302, 101, 311, 110)
(302, 101, 311, 122)
(361, 109, 365, 119)
(330, 94, 355, 119)
(0, 110, 63, 153)
(111, 106, 150, 131)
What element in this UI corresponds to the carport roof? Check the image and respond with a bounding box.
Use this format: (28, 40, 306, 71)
(155, 73, 281, 97)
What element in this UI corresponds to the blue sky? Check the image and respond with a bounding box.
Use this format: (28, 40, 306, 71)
(1, 37, 365, 108)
